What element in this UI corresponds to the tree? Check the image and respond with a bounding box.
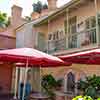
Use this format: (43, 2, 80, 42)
(43, 3, 48, 9)
(0, 11, 10, 28)
(33, 1, 48, 14)
(41, 74, 63, 99)
(77, 75, 100, 99)
(25, 16, 31, 21)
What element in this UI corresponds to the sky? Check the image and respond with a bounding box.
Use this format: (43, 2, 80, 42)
(0, 0, 71, 17)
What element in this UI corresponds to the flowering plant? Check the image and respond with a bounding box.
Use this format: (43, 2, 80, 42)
(72, 95, 83, 100)
(72, 96, 93, 100)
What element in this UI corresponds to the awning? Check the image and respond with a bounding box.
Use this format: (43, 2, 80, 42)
(59, 48, 100, 65)
(0, 48, 71, 67)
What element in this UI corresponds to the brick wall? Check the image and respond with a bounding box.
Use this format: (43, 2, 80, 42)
(0, 35, 15, 49)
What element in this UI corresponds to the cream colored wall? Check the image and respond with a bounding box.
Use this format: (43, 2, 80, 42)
(35, 23, 48, 38)
(42, 66, 71, 78)
(35, 1, 100, 80)
(69, 1, 96, 24)
(33, 0, 100, 79)
(48, 14, 65, 33)
(42, 64, 100, 81)
(35, 23, 48, 49)
(13, 0, 100, 94)
(97, 0, 100, 11)
(36, 1, 98, 40)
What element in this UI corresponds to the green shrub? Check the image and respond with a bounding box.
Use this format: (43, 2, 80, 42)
(77, 75, 100, 99)
(73, 96, 93, 100)
(41, 74, 63, 99)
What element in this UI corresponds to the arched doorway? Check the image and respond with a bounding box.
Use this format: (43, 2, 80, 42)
(67, 72, 75, 93)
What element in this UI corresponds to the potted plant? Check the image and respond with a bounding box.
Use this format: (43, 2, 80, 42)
(77, 75, 100, 99)
(41, 74, 63, 100)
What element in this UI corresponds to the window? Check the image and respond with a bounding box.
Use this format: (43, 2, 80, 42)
(85, 16, 96, 29)
(68, 16, 77, 48)
(85, 19, 90, 29)
(37, 32, 46, 52)
(48, 30, 66, 52)
(64, 20, 67, 34)
(69, 16, 77, 34)
(68, 35, 77, 48)
(91, 16, 96, 28)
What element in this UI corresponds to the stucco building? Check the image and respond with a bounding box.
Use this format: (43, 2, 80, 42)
(15, 0, 100, 98)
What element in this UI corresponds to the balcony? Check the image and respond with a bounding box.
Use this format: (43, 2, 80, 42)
(48, 38, 66, 53)
(68, 27, 96, 48)
(47, 27, 97, 54)
(47, 15, 100, 54)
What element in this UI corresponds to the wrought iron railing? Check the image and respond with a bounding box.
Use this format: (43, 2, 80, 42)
(48, 38, 66, 53)
(47, 27, 97, 53)
(68, 27, 97, 48)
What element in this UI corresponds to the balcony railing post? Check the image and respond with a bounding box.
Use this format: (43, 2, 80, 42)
(66, 8, 69, 49)
(94, 0, 99, 45)
(47, 19, 50, 54)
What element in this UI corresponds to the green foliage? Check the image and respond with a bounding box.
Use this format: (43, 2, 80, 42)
(25, 16, 31, 21)
(0, 11, 10, 28)
(97, 98, 100, 100)
(78, 75, 100, 99)
(83, 96, 93, 100)
(73, 96, 100, 100)
(33, 1, 48, 13)
(73, 96, 93, 100)
(41, 74, 63, 99)
(42, 74, 57, 89)
(42, 3, 48, 9)
(72, 95, 83, 100)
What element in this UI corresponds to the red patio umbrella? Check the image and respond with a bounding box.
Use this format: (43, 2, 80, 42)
(0, 48, 70, 66)
(0, 48, 71, 100)
(59, 48, 100, 64)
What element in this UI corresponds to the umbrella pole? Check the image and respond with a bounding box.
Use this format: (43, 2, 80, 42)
(22, 59, 29, 100)
(13, 67, 18, 99)
(18, 68, 23, 99)
(40, 66, 41, 92)
(40, 65, 43, 93)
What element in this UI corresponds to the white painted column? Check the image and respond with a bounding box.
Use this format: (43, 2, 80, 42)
(94, 0, 99, 44)
(18, 67, 23, 99)
(39, 66, 41, 92)
(66, 8, 69, 48)
(14, 67, 19, 99)
(47, 19, 50, 54)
